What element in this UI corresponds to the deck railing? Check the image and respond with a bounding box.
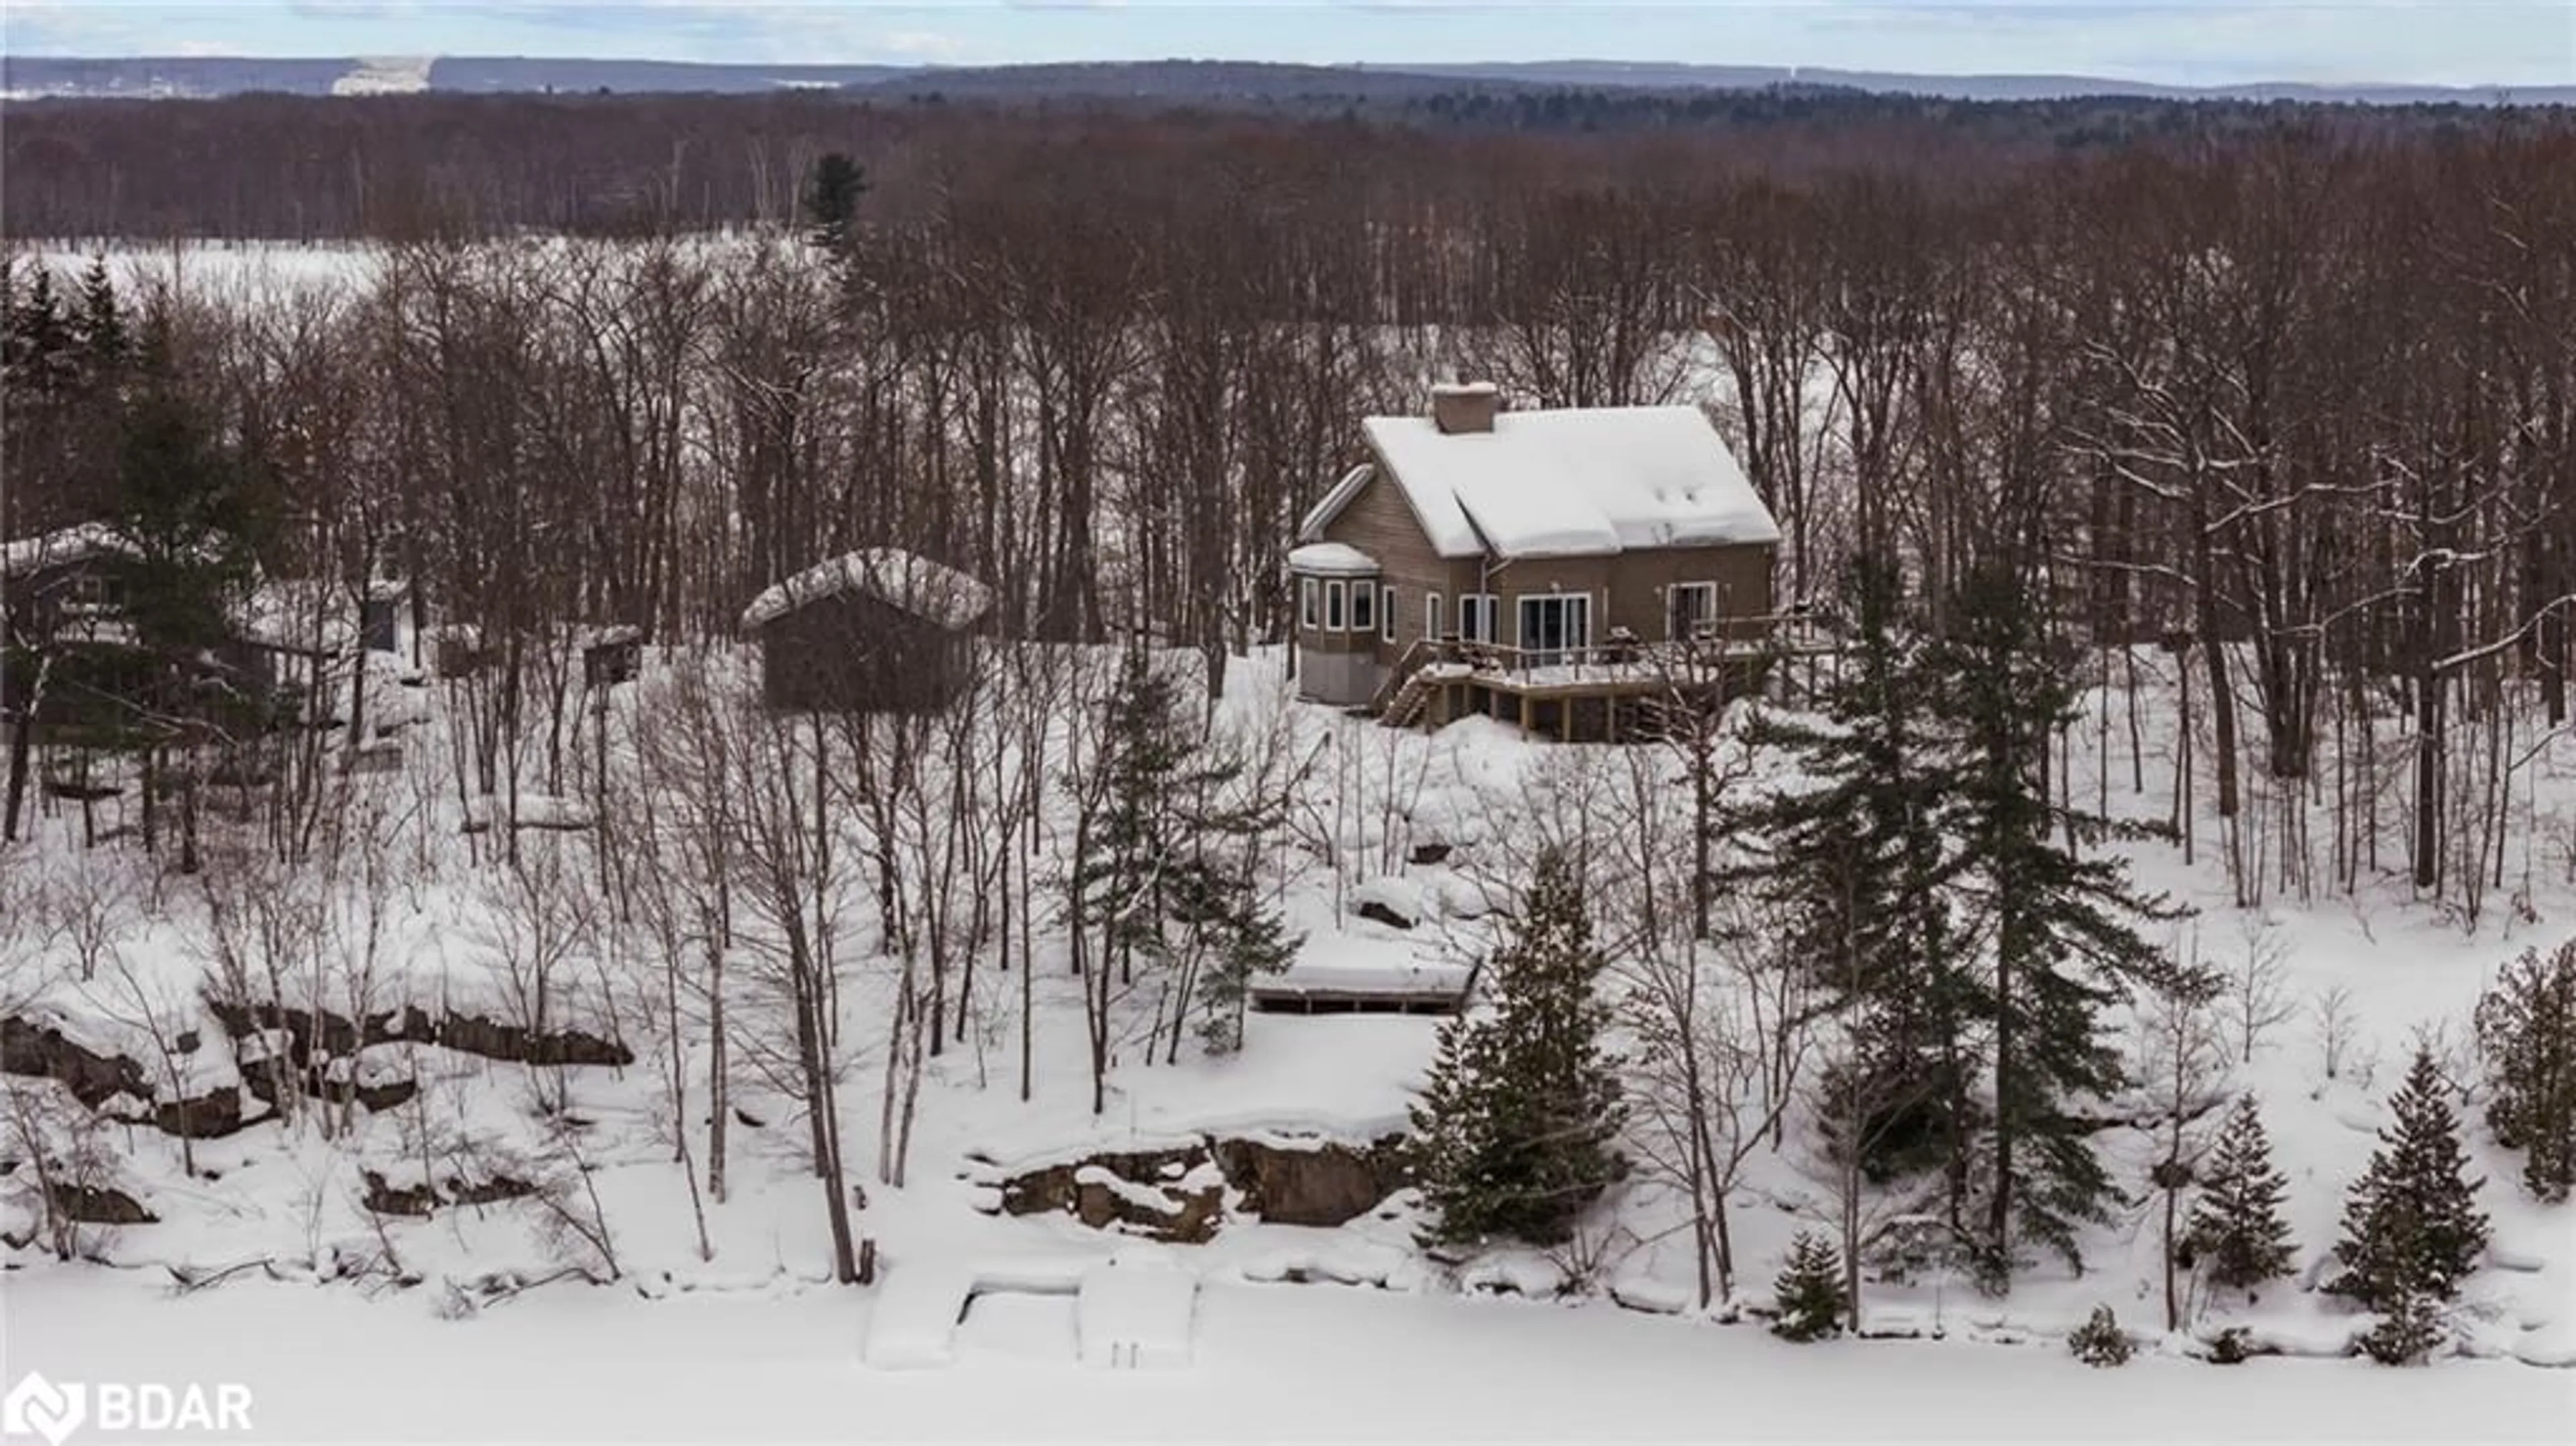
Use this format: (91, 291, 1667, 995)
(1365, 613, 1833, 712)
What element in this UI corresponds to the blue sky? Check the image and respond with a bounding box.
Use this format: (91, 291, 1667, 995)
(3, 2, 2571, 87)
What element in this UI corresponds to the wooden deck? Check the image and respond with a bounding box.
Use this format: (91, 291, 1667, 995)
(1248, 983, 1466, 1016)
(1370, 618, 1838, 741)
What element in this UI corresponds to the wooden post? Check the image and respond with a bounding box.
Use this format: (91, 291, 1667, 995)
(1607, 696, 1620, 745)
(1519, 692, 1534, 735)
(1559, 698, 1574, 743)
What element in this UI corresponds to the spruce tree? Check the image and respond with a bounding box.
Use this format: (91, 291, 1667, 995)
(2475, 940, 2576, 1202)
(1723, 554, 1972, 1183)
(4, 261, 78, 396)
(1183, 855, 1301, 1055)
(801, 152, 869, 255)
(2330, 1046, 2490, 1314)
(1073, 644, 1291, 1065)
(2186, 1094, 2298, 1298)
(74, 254, 126, 382)
(1925, 563, 2184, 1278)
(1411, 848, 1626, 1247)
(1770, 1230, 1847, 1341)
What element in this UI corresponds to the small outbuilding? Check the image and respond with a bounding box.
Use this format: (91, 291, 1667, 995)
(578, 624, 645, 689)
(740, 549, 994, 713)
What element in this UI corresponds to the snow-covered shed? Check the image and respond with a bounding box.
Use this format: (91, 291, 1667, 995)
(740, 549, 995, 713)
(1289, 384, 1781, 710)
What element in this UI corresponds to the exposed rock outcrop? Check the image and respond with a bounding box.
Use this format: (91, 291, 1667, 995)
(47, 1182, 157, 1225)
(1, 1015, 150, 1105)
(205, 999, 632, 1070)
(993, 1131, 1411, 1241)
(1214, 1135, 1412, 1228)
(5, 1015, 254, 1139)
(360, 1169, 538, 1218)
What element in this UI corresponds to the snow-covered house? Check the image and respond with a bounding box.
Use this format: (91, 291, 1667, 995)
(1289, 385, 1782, 731)
(740, 549, 995, 712)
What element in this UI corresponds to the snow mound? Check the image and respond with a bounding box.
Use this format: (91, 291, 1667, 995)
(1077, 1252, 1198, 1369)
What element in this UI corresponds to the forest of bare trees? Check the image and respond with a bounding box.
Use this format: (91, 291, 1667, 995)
(10, 99, 2572, 930)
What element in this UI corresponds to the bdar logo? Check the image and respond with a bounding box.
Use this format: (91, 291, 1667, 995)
(3, 1373, 87, 1446)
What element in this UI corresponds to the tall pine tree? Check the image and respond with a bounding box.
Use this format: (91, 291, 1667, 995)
(1925, 563, 2184, 1278)
(1071, 644, 1293, 1076)
(2330, 1046, 2490, 1313)
(1411, 848, 1626, 1247)
(1723, 554, 1974, 1185)
(801, 152, 869, 256)
(2186, 1094, 2298, 1298)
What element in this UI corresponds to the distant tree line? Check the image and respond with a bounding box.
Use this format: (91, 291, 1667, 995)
(1, 88, 2561, 242)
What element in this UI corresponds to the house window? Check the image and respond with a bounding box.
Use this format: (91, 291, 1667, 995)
(1668, 582, 1719, 641)
(1426, 592, 1444, 642)
(1380, 589, 1398, 643)
(1350, 580, 1375, 636)
(1516, 594, 1592, 667)
(60, 571, 117, 614)
(1300, 577, 1319, 631)
(1456, 592, 1500, 645)
(1325, 580, 1346, 632)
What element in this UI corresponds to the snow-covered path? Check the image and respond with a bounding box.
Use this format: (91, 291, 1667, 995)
(7, 1272, 2570, 1441)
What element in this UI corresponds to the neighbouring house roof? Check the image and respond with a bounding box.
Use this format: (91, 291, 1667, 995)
(235, 580, 356, 657)
(741, 548, 994, 633)
(1309, 404, 1782, 561)
(574, 623, 645, 651)
(1285, 541, 1381, 577)
(0, 522, 138, 581)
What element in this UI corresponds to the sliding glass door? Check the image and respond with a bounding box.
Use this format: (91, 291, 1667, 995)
(1516, 594, 1591, 667)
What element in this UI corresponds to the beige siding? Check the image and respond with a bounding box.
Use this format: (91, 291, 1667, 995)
(1307, 471, 1777, 665)
(1483, 544, 1773, 647)
(1318, 471, 1481, 665)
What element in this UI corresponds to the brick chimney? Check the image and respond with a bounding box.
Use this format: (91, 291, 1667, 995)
(1431, 381, 1501, 435)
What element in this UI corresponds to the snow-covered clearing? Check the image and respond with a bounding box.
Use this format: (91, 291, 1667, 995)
(11, 1269, 2569, 1441)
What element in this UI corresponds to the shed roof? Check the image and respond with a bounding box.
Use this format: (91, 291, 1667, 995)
(741, 549, 994, 633)
(1312, 404, 1781, 561)
(0, 522, 137, 581)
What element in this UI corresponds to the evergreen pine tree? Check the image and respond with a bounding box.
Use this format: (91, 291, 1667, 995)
(1187, 858, 1301, 1055)
(2331, 1046, 2490, 1313)
(1770, 1230, 1847, 1341)
(74, 254, 126, 383)
(801, 152, 869, 255)
(2357, 1287, 2447, 1366)
(1411, 848, 1626, 1247)
(2475, 940, 2576, 1202)
(1925, 563, 2185, 1277)
(1073, 644, 1291, 1062)
(5, 262, 78, 396)
(1073, 645, 1204, 980)
(1722, 554, 1972, 1183)
(2186, 1094, 2298, 1297)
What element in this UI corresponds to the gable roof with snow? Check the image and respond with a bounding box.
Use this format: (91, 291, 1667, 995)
(1304, 404, 1781, 561)
(0, 522, 138, 582)
(740, 549, 994, 634)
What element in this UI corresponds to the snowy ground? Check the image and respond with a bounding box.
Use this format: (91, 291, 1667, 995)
(7, 637, 2576, 1436)
(11, 1269, 2571, 1442)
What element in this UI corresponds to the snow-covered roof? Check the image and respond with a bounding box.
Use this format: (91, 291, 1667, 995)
(740, 549, 994, 633)
(0, 522, 136, 581)
(235, 580, 355, 655)
(1297, 463, 1375, 543)
(1328, 404, 1781, 561)
(1285, 541, 1380, 577)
